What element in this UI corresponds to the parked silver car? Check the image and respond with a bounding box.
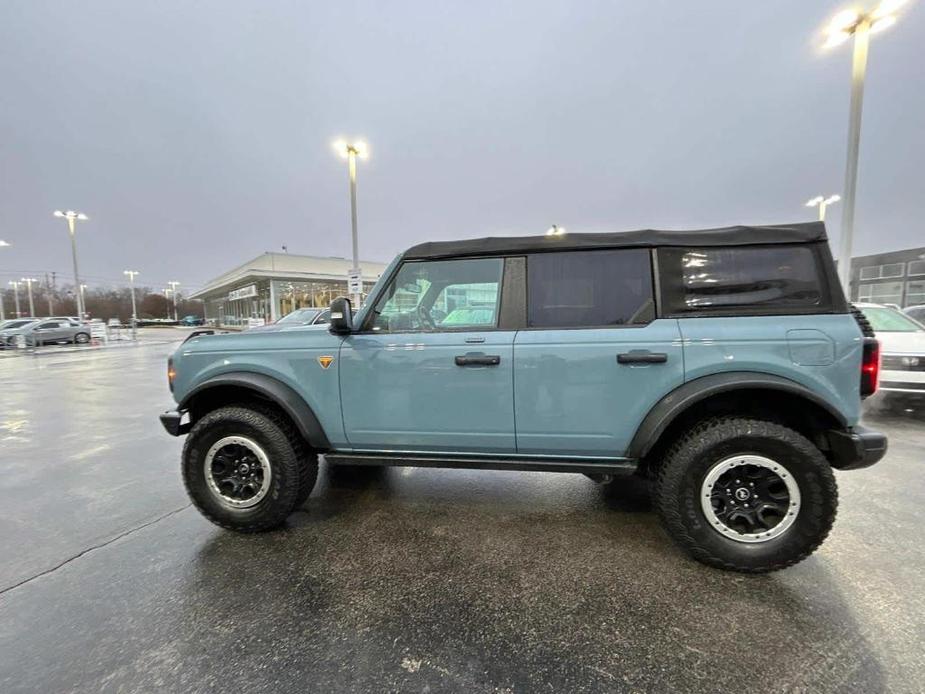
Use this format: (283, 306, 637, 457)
(1, 318, 91, 348)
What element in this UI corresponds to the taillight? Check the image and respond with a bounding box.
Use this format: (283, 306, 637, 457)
(861, 337, 879, 398)
(167, 356, 176, 392)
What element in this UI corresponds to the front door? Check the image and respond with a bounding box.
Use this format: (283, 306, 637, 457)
(339, 256, 516, 453)
(513, 249, 685, 457)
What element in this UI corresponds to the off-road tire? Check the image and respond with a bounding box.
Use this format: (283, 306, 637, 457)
(654, 417, 838, 573)
(182, 404, 317, 532)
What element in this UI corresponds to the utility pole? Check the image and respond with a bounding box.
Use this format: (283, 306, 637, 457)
(21, 278, 38, 317)
(9, 281, 22, 318)
(45, 273, 55, 314)
(333, 139, 369, 307)
(124, 270, 139, 340)
(820, 3, 907, 294)
(168, 281, 180, 321)
(0, 240, 9, 321)
(53, 210, 89, 317)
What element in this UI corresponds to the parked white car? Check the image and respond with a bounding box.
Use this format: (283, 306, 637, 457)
(857, 303, 925, 399)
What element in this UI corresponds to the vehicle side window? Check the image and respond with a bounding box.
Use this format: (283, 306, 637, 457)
(369, 258, 503, 333)
(314, 311, 330, 325)
(526, 249, 655, 328)
(659, 245, 828, 316)
(37, 322, 60, 329)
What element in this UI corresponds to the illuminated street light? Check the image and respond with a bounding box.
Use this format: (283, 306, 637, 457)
(53, 210, 89, 317)
(124, 270, 140, 339)
(164, 287, 174, 320)
(168, 281, 180, 322)
(546, 225, 567, 236)
(21, 277, 38, 317)
(332, 138, 369, 306)
(805, 194, 841, 221)
(9, 280, 22, 318)
(0, 240, 9, 247)
(820, 0, 907, 293)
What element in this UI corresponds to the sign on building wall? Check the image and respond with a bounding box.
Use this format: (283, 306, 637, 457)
(228, 285, 257, 301)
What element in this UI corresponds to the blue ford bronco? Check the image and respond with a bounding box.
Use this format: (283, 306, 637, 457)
(161, 222, 886, 572)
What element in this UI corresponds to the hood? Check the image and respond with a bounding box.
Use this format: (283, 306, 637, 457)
(242, 322, 327, 334)
(176, 322, 337, 354)
(876, 331, 925, 354)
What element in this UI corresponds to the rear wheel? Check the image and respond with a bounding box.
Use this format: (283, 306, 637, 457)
(654, 417, 837, 573)
(74, 332, 90, 344)
(182, 405, 317, 532)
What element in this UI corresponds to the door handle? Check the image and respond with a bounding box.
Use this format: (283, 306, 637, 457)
(617, 351, 668, 364)
(455, 353, 501, 367)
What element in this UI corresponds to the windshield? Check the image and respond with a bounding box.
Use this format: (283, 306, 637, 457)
(276, 308, 321, 325)
(863, 307, 924, 333)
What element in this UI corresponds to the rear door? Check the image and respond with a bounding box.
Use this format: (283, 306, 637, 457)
(513, 249, 684, 457)
(339, 256, 517, 453)
(33, 321, 64, 343)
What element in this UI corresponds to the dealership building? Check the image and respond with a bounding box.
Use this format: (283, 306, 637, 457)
(849, 246, 925, 308)
(190, 252, 389, 327)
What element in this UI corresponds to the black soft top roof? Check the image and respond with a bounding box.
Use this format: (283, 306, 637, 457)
(404, 221, 827, 260)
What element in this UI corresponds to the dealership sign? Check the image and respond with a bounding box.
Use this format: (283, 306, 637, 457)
(348, 269, 363, 295)
(228, 285, 257, 301)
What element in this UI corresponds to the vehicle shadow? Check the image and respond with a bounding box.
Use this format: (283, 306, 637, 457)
(187, 505, 887, 692)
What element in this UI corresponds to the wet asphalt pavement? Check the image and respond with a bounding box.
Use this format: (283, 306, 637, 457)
(1, 332, 924, 693)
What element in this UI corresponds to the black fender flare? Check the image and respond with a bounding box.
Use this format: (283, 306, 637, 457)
(626, 371, 848, 459)
(179, 372, 331, 450)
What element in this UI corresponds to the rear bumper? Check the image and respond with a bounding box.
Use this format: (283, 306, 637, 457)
(827, 426, 888, 470)
(159, 409, 190, 437)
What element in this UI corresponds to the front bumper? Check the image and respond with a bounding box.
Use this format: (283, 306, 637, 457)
(159, 409, 190, 437)
(827, 426, 888, 470)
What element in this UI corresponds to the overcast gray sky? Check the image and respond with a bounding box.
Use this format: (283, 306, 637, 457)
(1, 0, 922, 292)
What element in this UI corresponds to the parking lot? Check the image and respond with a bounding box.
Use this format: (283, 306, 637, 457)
(1, 333, 923, 693)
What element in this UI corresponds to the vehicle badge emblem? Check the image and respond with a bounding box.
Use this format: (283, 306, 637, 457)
(318, 356, 335, 369)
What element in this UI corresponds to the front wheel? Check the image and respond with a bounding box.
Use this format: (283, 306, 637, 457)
(182, 405, 317, 532)
(74, 332, 90, 344)
(654, 417, 837, 573)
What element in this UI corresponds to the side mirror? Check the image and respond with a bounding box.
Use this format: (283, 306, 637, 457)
(328, 297, 354, 334)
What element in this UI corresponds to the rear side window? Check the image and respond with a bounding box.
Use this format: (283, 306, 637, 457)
(527, 249, 655, 328)
(659, 245, 829, 316)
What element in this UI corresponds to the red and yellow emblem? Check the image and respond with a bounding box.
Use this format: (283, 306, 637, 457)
(318, 355, 335, 369)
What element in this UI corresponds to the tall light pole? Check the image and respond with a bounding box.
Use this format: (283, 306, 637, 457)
(53, 210, 89, 317)
(805, 194, 841, 222)
(168, 281, 180, 321)
(821, 0, 907, 294)
(0, 240, 9, 322)
(124, 270, 139, 339)
(333, 138, 369, 307)
(164, 288, 174, 319)
(21, 278, 38, 317)
(9, 280, 22, 318)
(79, 284, 88, 316)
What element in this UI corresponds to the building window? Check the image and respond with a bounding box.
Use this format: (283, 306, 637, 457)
(907, 260, 925, 277)
(906, 280, 925, 307)
(858, 281, 903, 306)
(859, 263, 904, 280)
